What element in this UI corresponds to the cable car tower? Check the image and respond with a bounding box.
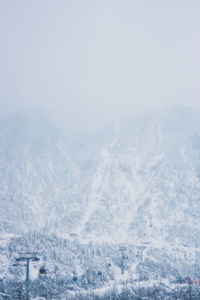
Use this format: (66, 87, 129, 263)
(14, 252, 40, 300)
(119, 245, 128, 275)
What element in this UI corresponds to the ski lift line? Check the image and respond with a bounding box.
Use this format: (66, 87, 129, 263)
(18, 251, 39, 255)
(125, 241, 200, 253)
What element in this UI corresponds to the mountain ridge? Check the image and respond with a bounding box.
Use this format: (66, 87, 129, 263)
(0, 106, 200, 247)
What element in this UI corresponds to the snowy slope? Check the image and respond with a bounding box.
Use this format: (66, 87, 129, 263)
(0, 106, 200, 248)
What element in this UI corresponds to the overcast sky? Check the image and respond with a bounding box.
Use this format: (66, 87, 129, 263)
(0, 0, 200, 130)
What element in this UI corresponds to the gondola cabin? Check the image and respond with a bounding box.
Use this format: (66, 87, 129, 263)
(39, 266, 47, 276)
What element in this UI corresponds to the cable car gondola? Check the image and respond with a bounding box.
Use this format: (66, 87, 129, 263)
(39, 265, 47, 276)
(72, 275, 77, 282)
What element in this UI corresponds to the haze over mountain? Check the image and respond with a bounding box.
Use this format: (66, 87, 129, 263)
(0, 106, 200, 248)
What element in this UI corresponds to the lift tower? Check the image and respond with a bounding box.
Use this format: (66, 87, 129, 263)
(15, 253, 40, 300)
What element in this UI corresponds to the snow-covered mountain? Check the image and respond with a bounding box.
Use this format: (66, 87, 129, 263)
(0, 106, 200, 248)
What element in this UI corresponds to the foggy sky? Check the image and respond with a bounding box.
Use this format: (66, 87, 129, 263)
(0, 0, 200, 130)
